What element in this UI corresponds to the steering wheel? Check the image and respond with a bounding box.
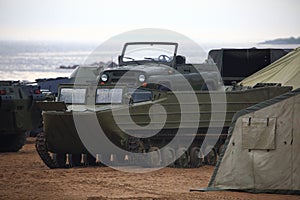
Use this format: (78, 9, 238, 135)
(158, 54, 170, 62)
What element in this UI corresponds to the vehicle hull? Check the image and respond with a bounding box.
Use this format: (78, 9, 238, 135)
(43, 86, 291, 154)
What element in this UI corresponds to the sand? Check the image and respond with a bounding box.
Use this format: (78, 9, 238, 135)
(0, 138, 299, 200)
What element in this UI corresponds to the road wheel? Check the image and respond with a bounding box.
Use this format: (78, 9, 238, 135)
(161, 147, 175, 167)
(204, 146, 218, 166)
(175, 148, 189, 168)
(190, 147, 203, 168)
(217, 144, 225, 156)
(148, 147, 161, 167)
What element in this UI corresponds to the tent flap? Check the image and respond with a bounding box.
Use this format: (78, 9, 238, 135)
(242, 117, 276, 150)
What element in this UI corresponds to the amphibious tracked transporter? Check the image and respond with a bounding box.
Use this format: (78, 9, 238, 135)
(0, 81, 46, 152)
(36, 42, 292, 168)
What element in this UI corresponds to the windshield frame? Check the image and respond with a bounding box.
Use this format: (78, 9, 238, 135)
(119, 42, 178, 67)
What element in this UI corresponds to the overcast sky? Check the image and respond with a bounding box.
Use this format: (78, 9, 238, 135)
(0, 0, 299, 43)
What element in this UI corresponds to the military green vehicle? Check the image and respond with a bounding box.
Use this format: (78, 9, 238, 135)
(0, 81, 46, 152)
(99, 42, 221, 91)
(36, 42, 292, 169)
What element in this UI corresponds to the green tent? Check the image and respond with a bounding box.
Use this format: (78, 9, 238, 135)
(193, 89, 300, 194)
(240, 47, 300, 90)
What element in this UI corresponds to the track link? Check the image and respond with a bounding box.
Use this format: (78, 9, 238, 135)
(35, 133, 221, 169)
(35, 132, 63, 169)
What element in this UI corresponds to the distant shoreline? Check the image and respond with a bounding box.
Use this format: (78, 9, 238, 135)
(260, 37, 300, 45)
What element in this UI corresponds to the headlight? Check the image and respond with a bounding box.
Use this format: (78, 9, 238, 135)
(138, 74, 146, 82)
(101, 74, 108, 82)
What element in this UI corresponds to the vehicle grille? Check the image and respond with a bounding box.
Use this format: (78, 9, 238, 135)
(108, 70, 139, 85)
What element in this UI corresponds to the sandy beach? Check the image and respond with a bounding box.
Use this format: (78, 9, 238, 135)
(0, 138, 298, 200)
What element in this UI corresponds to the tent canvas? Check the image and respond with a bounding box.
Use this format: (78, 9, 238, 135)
(240, 47, 300, 90)
(198, 89, 300, 194)
(191, 48, 300, 194)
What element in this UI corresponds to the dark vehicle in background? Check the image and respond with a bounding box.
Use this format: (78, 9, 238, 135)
(36, 77, 70, 97)
(209, 48, 292, 85)
(36, 66, 102, 97)
(0, 81, 46, 152)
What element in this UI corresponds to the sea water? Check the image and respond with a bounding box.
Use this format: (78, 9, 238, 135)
(0, 40, 298, 82)
(0, 41, 97, 82)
